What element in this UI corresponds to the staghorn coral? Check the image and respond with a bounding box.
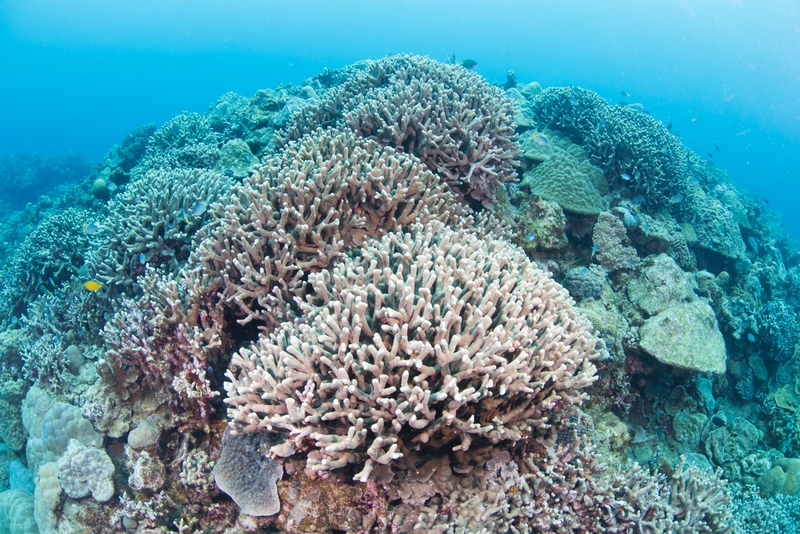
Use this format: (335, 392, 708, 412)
(140, 112, 222, 171)
(225, 220, 599, 482)
(87, 167, 233, 296)
(279, 54, 519, 202)
(0, 208, 92, 321)
(195, 126, 468, 332)
(529, 86, 687, 206)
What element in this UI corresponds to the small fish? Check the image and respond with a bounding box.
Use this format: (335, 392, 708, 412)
(580, 268, 589, 276)
(669, 194, 684, 204)
(628, 259, 635, 268)
(691, 117, 700, 123)
(19, 224, 33, 234)
(666, 121, 673, 131)
(192, 202, 208, 217)
(621, 173, 632, 181)
(621, 91, 631, 97)
(107, 182, 118, 192)
(627, 103, 644, 109)
(569, 97, 578, 105)
(179, 208, 191, 225)
(764, 197, 770, 204)
(643, 222, 650, 232)
(737, 129, 751, 136)
(715, 145, 720, 152)
(618, 101, 629, 107)
(84, 280, 102, 291)
(707, 152, 713, 158)
(138, 253, 147, 264)
(747, 236, 759, 253)
(531, 133, 548, 146)
(591, 243, 599, 257)
(688, 176, 700, 185)
(83, 222, 100, 235)
(460, 59, 478, 69)
(747, 333, 756, 343)
(526, 232, 536, 241)
(692, 212, 698, 223)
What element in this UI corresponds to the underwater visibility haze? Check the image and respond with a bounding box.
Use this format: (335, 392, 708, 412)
(0, 0, 800, 532)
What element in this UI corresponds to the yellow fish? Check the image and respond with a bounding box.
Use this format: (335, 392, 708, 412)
(84, 280, 102, 291)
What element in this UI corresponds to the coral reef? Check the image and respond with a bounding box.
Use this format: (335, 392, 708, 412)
(86, 167, 233, 296)
(2, 55, 800, 533)
(528, 86, 687, 207)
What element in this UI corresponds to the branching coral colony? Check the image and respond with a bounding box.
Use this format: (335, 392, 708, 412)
(6, 53, 787, 533)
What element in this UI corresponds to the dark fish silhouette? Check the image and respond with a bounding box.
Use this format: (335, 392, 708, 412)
(666, 121, 673, 131)
(460, 59, 478, 69)
(707, 153, 714, 158)
(715, 145, 720, 151)
(621, 91, 631, 97)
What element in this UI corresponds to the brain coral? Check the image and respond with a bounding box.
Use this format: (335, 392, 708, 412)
(195, 127, 468, 331)
(225, 220, 598, 482)
(279, 54, 519, 202)
(521, 143, 608, 215)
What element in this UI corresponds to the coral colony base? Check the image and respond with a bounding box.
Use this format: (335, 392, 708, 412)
(0, 54, 799, 533)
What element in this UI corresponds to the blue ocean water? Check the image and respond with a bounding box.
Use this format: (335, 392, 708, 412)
(1, 0, 799, 236)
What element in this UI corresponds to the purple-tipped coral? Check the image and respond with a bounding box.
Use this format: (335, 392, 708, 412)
(225, 220, 599, 482)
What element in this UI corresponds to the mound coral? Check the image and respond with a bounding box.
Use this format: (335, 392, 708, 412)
(521, 141, 608, 215)
(195, 127, 467, 332)
(225, 220, 599, 482)
(279, 54, 519, 202)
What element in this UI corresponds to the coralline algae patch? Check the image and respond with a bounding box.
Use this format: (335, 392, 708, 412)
(0, 54, 798, 533)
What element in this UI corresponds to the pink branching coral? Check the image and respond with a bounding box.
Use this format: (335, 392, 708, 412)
(102, 268, 225, 422)
(279, 54, 520, 202)
(194, 126, 467, 332)
(224, 220, 599, 482)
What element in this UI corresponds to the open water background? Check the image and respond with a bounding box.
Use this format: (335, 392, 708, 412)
(1, 0, 798, 237)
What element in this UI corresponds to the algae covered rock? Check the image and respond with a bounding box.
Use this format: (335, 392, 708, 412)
(639, 299, 726, 374)
(627, 254, 696, 316)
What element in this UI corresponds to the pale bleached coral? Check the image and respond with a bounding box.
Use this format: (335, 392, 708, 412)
(195, 126, 467, 332)
(225, 220, 598, 482)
